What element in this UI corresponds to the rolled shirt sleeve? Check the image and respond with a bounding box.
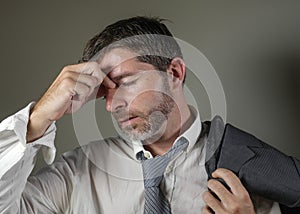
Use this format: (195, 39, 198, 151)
(0, 102, 56, 179)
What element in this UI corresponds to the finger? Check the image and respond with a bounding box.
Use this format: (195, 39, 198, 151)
(60, 75, 95, 101)
(85, 79, 115, 102)
(64, 62, 99, 75)
(62, 66, 101, 86)
(101, 75, 116, 89)
(85, 85, 105, 102)
(58, 79, 90, 113)
(62, 63, 116, 89)
(66, 72, 99, 88)
(202, 205, 213, 214)
(212, 168, 248, 196)
(202, 191, 224, 213)
(77, 77, 114, 102)
(207, 178, 232, 205)
(60, 70, 104, 99)
(72, 74, 101, 98)
(79, 62, 116, 89)
(72, 82, 91, 102)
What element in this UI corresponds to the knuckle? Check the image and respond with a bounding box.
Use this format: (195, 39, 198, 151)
(91, 76, 99, 85)
(61, 69, 74, 79)
(60, 77, 74, 88)
(76, 75, 86, 83)
(240, 192, 250, 201)
(228, 202, 239, 213)
(76, 84, 89, 94)
(89, 61, 98, 67)
(61, 65, 70, 73)
(84, 85, 90, 94)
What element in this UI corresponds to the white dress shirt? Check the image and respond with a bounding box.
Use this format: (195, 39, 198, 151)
(0, 103, 281, 213)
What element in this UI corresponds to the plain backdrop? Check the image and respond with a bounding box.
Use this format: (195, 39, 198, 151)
(0, 0, 299, 172)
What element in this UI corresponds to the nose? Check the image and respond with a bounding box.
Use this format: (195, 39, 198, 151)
(105, 88, 127, 112)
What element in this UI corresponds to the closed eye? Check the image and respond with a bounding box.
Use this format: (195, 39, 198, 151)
(121, 78, 138, 87)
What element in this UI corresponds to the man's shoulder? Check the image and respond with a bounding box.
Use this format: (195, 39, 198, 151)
(205, 115, 265, 147)
(66, 136, 141, 179)
(62, 136, 136, 165)
(82, 136, 133, 153)
(62, 136, 134, 159)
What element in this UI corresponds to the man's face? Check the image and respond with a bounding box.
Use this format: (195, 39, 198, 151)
(99, 48, 175, 142)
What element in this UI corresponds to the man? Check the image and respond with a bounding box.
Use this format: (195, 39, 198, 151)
(0, 16, 281, 213)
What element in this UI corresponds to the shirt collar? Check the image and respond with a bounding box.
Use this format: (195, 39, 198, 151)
(132, 105, 201, 160)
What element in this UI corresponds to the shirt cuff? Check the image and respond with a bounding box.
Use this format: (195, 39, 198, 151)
(0, 102, 57, 168)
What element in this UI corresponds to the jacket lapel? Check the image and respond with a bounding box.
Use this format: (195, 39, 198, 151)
(217, 124, 261, 174)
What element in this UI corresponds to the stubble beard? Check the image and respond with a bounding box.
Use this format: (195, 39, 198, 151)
(122, 94, 175, 142)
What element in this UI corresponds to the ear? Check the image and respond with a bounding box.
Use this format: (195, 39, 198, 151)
(166, 57, 186, 89)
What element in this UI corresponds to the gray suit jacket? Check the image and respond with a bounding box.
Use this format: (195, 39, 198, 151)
(204, 117, 300, 213)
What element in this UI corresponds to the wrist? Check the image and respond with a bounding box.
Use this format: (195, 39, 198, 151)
(26, 108, 53, 143)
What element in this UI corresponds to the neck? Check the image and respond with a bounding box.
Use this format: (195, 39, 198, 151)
(143, 102, 194, 156)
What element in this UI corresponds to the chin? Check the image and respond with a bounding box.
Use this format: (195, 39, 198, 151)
(120, 127, 151, 142)
(120, 120, 165, 142)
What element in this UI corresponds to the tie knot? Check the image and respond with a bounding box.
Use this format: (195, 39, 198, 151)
(141, 137, 189, 181)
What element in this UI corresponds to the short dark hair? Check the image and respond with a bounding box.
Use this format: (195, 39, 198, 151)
(80, 16, 183, 73)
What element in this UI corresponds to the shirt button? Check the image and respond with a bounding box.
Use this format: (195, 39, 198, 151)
(165, 165, 173, 173)
(144, 152, 151, 159)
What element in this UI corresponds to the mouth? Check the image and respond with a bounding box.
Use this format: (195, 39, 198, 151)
(118, 116, 140, 127)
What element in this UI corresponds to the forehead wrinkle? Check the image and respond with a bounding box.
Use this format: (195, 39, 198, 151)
(102, 57, 139, 77)
(99, 48, 139, 74)
(108, 57, 150, 80)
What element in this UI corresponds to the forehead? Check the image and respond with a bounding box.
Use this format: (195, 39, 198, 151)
(98, 48, 137, 71)
(98, 48, 156, 79)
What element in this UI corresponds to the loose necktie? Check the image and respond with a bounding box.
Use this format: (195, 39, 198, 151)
(137, 137, 189, 214)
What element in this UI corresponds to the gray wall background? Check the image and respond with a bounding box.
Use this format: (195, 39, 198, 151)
(0, 0, 299, 171)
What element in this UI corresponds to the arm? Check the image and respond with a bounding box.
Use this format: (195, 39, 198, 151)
(0, 62, 116, 213)
(26, 62, 116, 143)
(0, 103, 57, 212)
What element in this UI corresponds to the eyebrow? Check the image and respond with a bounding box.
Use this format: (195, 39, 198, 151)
(110, 73, 135, 83)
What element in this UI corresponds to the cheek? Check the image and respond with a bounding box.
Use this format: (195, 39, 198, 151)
(129, 91, 164, 111)
(126, 78, 165, 98)
(116, 75, 166, 108)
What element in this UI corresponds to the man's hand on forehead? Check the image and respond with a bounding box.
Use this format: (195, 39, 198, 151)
(76, 62, 117, 98)
(26, 61, 116, 142)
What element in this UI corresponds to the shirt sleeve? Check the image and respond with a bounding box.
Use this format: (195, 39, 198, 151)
(0, 102, 58, 213)
(0, 102, 57, 179)
(269, 202, 282, 214)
